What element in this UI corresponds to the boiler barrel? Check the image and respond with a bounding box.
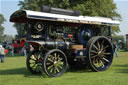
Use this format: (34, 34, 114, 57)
(41, 40, 72, 50)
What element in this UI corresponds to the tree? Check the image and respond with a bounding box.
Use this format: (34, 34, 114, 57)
(112, 35, 125, 49)
(113, 35, 125, 43)
(13, 23, 25, 39)
(15, 0, 121, 37)
(3, 34, 14, 42)
(0, 14, 6, 42)
(18, 0, 120, 18)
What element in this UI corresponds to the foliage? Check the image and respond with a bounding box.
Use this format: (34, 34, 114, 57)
(18, 0, 120, 18)
(14, 0, 121, 37)
(111, 26, 121, 35)
(0, 14, 6, 42)
(13, 23, 25, 39)
(4, 35, 14, 42)
(112, 35, 125, 43)
(112, 35, 125, 49)
(0, 51, 128, 85)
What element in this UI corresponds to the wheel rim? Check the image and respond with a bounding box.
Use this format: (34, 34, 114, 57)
(44, 51, 67, 77)
(89, 38, 113, 71)
(28, 52, 43, 73)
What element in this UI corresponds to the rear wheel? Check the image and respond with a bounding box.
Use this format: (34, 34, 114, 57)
(43, 49, 67, 77)
(86, 36, 113, 71)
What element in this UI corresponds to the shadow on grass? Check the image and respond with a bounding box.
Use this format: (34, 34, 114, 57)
(66, 66, 92, 73)
(119, 50, 128, 52)
(114, 64, 128, 67)
(0, 67, 47, 78)
(0, 66, 92, 78)
(114, 64, 128, 74)
(116, 69, 128, 73)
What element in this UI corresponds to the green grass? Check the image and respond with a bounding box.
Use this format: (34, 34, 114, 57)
(0, 51, 128, 85)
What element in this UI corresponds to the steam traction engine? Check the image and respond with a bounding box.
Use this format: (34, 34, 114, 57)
(10, 6, 120, 77)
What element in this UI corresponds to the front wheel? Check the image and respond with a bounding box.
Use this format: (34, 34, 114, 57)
(43, 49, 68, 77)
(86, 36, 113, 72)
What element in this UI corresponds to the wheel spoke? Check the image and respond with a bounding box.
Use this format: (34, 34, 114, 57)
(102, 57, 109, 62)
(46, 62, 52, 65)
(91, 55, 98, 59)
(48, 57, 54, 63)
(54, 53, 57, 61)
(34, 54, 38, 59)
(101, 40, 104, 51)
(93, 58, 98, 64)
(32, 64, 38, 70)
(54, 67, 57, 74)
(30, 55, 36, 60)
(30, 58, 36, 61)
(103, 52, 110, 55)
(48, 65, 54, 70)
(50, 67, 54, 73)
(35, 66, 40, 72)
(103, 45, 109, 51)
(57, 64, 63, 69)
(56, 67, 60, 73)
(97, 41, 100, 50)
(29, 60, 36, 64)
(93, 44, 99, 51)
(31, 64, 36, 68)
(91, 50, 98, 54)
(57, 54, 60, 58)
(30, 62, 36, 64)
(57, 57, 63, 62)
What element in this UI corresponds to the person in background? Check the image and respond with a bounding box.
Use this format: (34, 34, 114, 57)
(117, 44, 120, 51)
(0, 45, 6, 63)
(10, 44, 14, 56)
(30, 45, 34, 52)
(113, 40, 118, 58)
(7, 44, 14, 56)
(21, 46, 27, 56)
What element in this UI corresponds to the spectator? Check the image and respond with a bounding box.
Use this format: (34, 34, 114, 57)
(21, 46, 27, 56)
(30, 45, 34, 52)
(18, 44, 22, 55)
(113, 41, 118, 58)
(7, 44, 14, 56)
(0, 45, 6, 63)
(10, 44, 14, 56)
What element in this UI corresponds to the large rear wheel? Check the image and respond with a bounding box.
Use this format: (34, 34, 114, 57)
(86, 36, 113, 71)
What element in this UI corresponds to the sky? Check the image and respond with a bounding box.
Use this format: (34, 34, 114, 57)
(0, 0, 128, 36)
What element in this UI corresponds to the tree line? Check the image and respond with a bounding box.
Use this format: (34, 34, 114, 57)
(0, 14, 14, 42)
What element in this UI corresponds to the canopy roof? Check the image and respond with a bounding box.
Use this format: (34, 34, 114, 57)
(10, 10, 120, 26)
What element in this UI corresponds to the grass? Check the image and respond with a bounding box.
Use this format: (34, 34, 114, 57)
(0, 51, 128, 85)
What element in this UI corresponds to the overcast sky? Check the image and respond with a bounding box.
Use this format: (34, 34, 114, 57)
(0, 0, 128, 36)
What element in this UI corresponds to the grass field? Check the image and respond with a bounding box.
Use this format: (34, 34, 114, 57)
(0, 51, 128, 85)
